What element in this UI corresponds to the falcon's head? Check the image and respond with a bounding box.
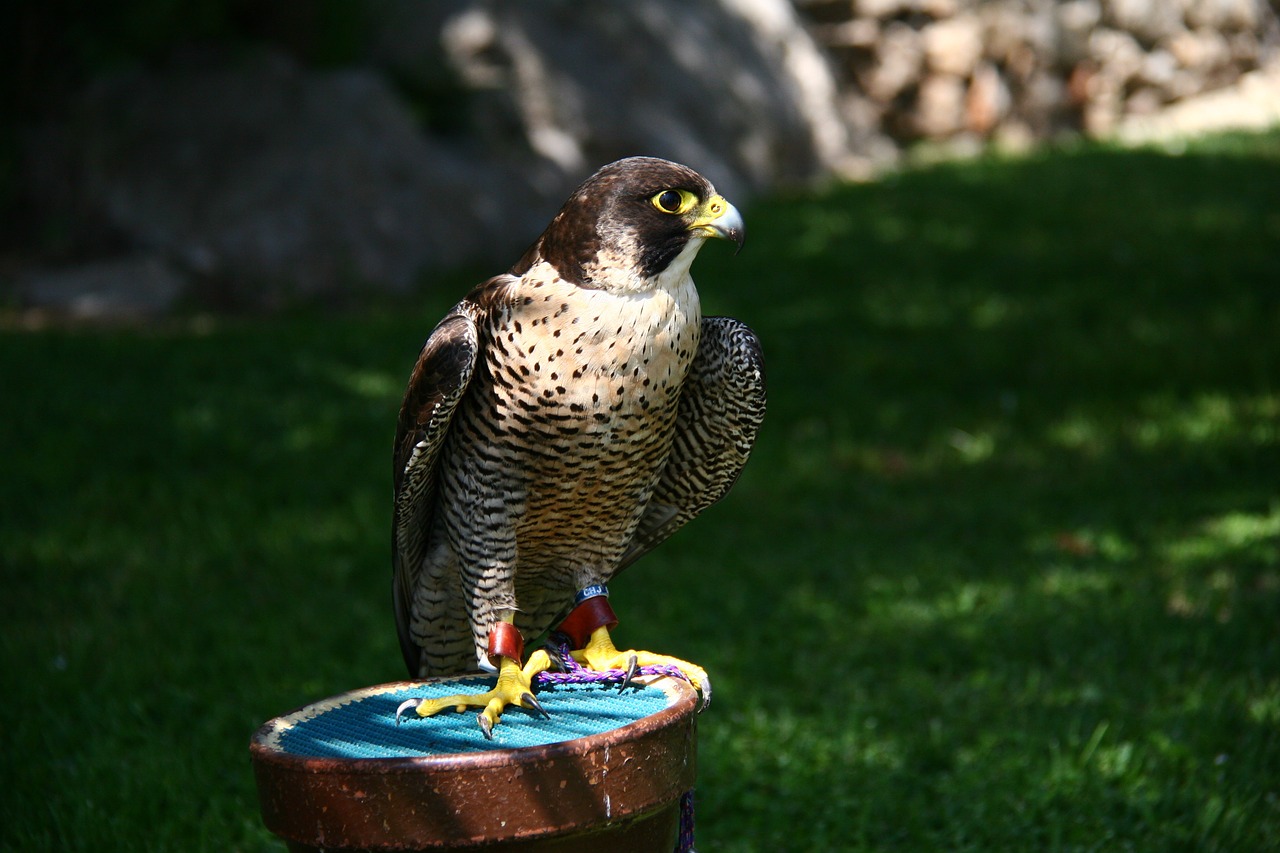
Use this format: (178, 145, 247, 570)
(513, 156, 745, 293)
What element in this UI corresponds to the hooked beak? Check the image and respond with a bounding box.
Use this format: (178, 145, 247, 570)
(689, 194, 745, 254)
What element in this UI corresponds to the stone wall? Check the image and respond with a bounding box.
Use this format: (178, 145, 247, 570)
(10, 0, 1279, 319)
(798, 0, 1280, 146)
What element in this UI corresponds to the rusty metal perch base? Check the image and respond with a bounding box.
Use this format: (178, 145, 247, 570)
(250, 675, 698, 851)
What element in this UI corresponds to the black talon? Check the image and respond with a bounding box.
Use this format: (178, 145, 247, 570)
(619, 653, 639, 692)
(522, 691, 550, 719)
(477, 712, 494, 740)
(395, 698, 420, 726)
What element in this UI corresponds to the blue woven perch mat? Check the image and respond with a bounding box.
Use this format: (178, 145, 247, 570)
(268, 677, 676, 757)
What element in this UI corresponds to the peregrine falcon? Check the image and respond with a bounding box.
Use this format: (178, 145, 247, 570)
(392, 156, 765, 736)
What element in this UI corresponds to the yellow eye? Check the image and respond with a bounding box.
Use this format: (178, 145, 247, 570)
(651, 189, 697, 215)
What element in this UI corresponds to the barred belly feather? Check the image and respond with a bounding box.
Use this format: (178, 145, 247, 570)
(424, 263, 701, 672)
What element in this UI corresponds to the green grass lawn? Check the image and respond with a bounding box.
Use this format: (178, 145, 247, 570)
(3, 130, 1278, 850)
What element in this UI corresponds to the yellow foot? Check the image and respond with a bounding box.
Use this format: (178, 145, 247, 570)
(571, 626, 712, 709)
(396, 651, 553, 738)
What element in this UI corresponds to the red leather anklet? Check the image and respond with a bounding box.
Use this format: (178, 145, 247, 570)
(557, 594, 619, 649)
(486, 621, 525, 668)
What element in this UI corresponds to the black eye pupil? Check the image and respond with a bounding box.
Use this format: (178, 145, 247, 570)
(659, 191, 680, 212)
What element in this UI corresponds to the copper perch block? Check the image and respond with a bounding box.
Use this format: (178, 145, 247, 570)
(250, 675, 699, 851)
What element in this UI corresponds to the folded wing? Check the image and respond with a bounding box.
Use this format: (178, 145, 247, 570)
(619, 316, 767, 571)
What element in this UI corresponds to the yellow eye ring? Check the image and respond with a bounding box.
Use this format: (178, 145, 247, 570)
(651, 189, 698, 215)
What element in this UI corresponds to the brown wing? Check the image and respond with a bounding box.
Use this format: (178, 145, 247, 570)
(391, 297, 485, 675)
(617, 316, 767, 571)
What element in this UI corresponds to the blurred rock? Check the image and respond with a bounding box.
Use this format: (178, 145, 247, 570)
(913, 73, 968, 136)
(1104, 0, 1188, 45)
(1114, 58, 1280, 140)
(921, 17, 983, 77)
(17, 254, 189, 321)
(858, 22, 924, 103)
(966, 62, 1012, 134)
(1055, 1, 1104, 63)
(23, 51, 533, 306)
(371, 0, 866, 197)
(1186, 0, 1262, 30)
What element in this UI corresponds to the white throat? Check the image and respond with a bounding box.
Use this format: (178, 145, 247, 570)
(580, 234, 711, 296)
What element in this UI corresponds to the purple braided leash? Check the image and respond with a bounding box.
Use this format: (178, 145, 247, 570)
(535, 637, 697, 852)
(534, 637, 691, 686)
(677, 789, 696, 853)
